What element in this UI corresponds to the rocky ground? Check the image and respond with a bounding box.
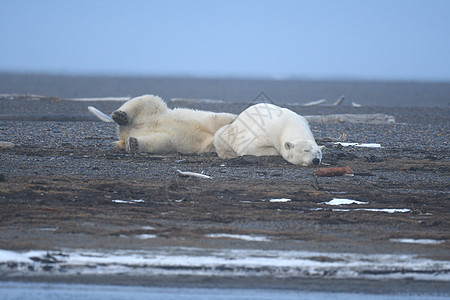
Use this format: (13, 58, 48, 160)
(0, 98, 449, 292)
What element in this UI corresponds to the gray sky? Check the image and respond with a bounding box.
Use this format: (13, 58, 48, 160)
(1, 0, 449, 81)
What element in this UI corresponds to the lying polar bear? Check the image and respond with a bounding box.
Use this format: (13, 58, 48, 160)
(111, 95, 237, 154)
(213, 103, 323, 166)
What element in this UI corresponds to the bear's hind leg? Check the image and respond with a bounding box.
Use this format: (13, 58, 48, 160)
(127, 137, 139, 154)
(213, 125, 239, 159)
(126, 133, 175, 154)
(112, 95, 167, 126)
(112, 110, 130, 126)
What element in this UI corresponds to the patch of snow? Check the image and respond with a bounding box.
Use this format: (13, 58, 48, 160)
(321, 198, 368, 206)
(269, 198, 291, 203)
(329, 208, 411, 213)
(112, 199, 144, 204)
(357, 208, 411, 213)
(135, 234, 157, 240)
(112, 200, 129, 204)
(205, 234, 270, 242)
(142, 226, 155, 230)
(390, 239, 446, 245)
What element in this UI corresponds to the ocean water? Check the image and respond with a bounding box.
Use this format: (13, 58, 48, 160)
(1, 73, 449, 107)
(0, 282, 448, 300)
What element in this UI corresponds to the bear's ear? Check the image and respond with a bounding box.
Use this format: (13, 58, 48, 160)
(284, 142, 294, 150)
(320, 145, 326, 152)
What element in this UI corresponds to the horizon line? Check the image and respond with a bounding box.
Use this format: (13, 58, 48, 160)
(1, 69, 449, 84)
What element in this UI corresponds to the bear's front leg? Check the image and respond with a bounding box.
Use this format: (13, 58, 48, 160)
(126, 134, 175, 154)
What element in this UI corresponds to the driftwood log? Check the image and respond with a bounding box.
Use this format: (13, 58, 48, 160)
(316, 166, 354, 177)
(304, 113, 395, 124)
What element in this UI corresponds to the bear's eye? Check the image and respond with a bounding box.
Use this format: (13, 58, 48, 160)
(304, 149, 310, 152)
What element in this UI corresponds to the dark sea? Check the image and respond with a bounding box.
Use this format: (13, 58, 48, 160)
(1, 282, 448, 300)
(0, 72, 449, 107)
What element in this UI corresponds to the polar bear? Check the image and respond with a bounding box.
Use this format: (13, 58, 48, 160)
(213, 103, 323, 166)
(111, 95, 237, 154)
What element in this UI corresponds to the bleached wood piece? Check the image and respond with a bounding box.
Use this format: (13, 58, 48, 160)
(304, 113, 395, 124)
(176, 170, 212, 179)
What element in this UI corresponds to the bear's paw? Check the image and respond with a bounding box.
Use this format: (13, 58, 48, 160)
(112, 110, 130, 126)
(127, 137, 139, 154)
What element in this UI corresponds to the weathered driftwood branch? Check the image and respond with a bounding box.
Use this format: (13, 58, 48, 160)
(66, 97, 130, 101)
(288, 95, 347, 107)
(0, 114, 98, 122)
(302, 99, 328, 107)
(0, 94, 130, 102)
(170, 98, 225, 104)
(304, 113, 395, 124)
(0, 94, 60, 101)
(332, 96, 345, 106)
(88, 106, 113, 123)
(316, 166, 354, 177)
(176, 170, 212, 179)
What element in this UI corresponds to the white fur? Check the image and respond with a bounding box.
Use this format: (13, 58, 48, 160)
(214, 103, 323, 166)
(112, 95, 236, 154)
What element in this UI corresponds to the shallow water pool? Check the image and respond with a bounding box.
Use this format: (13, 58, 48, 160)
(0, 282, 448, 300)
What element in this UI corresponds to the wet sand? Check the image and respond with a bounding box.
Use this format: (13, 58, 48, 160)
(0, 76, 449, 293)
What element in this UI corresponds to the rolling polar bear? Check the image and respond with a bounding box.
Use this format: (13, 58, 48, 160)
(213, 103, 324, 166)
(110, 95, 237, 154)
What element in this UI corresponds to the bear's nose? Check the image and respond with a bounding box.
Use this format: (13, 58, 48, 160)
(312, 158, 320, 165)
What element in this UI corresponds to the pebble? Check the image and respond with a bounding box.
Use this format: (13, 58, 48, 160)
(0, 141, 15, 149)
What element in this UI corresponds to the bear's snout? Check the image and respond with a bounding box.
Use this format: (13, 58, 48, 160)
(312, 158, 320, 165)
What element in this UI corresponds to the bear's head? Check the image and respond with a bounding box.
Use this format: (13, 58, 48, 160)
(281, 139, 324, 166)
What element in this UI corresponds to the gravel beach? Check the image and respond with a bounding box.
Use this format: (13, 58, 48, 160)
(0, 74, 449, 294)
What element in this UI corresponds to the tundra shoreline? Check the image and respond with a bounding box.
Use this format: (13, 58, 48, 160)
(0, 97, 449, 294)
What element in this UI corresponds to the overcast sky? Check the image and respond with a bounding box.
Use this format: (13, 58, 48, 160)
(1, 0, 449, 81)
